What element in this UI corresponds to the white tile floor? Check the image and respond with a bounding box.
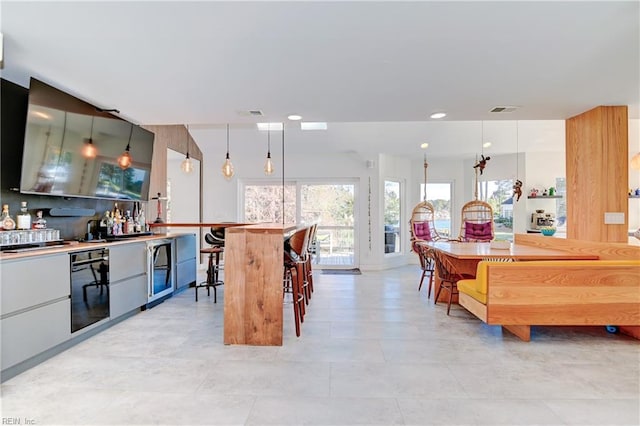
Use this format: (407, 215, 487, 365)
(1, 265, 639, 425)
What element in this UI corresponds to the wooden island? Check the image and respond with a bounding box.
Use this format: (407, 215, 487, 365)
(223, 223, 297, 346)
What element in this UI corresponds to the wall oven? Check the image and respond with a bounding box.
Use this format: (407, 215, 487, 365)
(147, 239, 175, 304)
(70, 248, 109, 333)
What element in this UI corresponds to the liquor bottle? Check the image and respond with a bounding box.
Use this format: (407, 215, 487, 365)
(1, 204, 16, 230)
(32, 211, 47, 229)
(16, 201, 32, 230)
(138, 206, 146, 232)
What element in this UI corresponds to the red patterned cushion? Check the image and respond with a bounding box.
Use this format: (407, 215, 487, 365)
(464, 221, 492, 241)
(413, 221, 432, 241)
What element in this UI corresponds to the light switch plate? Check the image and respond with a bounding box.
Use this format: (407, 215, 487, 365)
(604, 212, 625, 224)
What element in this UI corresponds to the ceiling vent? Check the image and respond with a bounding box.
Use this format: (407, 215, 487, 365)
(237, 110, 264, 117)
(490, 106, 519, 113)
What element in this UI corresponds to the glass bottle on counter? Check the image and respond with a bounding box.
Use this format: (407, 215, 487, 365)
(32, 210, 47, 229)
(138, 207, 146, 232)
(1, 204, 16, 230)
(16, 201, 32, 230)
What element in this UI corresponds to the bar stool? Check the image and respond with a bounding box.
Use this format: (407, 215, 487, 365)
(196, 233, 224, 302)
(287, 227, 312, 305)
(284, 249, 305, 337)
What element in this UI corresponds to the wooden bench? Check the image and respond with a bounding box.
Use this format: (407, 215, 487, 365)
(457, 259, 640, 341)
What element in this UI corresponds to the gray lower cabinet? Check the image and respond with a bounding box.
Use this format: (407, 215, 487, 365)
(0, 253, 71, 371)
(1, 299, 70, 370)
(175, 233, 197, 290)
(108, 242, 147, 319)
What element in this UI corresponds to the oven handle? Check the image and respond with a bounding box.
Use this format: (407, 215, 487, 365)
(71, 256, 109, 268)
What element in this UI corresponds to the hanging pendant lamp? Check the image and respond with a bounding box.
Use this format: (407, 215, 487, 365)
(82, 116, 97, 158)
(264, 125, 274, 175)
(181, 124, 194, 174)
(221, 124, 234, 180)
(117, 124, 133, 170)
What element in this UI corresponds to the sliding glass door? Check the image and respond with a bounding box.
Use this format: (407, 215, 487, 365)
(243, 180, 357, 269)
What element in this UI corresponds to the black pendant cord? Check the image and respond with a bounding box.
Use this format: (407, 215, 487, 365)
(226, 123, 230, 159)
(185, 124, 190, 158)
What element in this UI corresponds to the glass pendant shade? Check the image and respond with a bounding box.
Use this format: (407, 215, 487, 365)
(117, 148, 131, 169)
(82, 139, 97, 158)
(222, 124, 234, 180)
(82, 117, 97, 158)
(264, 153, 274, 175)
(264, 127, 274, 175)
(222, 154, 234, 180)
(118, 125, 134, 170)
(182, 125, 193, 174)
(181, 154, 194, 174)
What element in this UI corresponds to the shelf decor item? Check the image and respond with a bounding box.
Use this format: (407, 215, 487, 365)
(540, 226, 556, 236)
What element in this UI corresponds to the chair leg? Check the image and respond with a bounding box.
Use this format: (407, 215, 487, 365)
(418, 269, 426, 291)
(426, 269, 434, 299)
(446, 281, 456, 315)
(434, 279, 442, 305)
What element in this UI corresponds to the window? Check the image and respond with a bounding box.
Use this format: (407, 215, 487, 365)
(478, 179, 514, 239)
(420, 182, 452, 237)
(243, 180, 357, 268)
(301, 184, 355, 267)
(244, 183, 296, 224)
(384, 180, 401, 254)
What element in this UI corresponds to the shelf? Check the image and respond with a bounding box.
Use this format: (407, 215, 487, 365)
(527, 195, 562, 199)
(629, 195, 640, 199)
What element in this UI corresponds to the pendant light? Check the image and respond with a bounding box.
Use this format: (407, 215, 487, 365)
(221, 123, 234, 180)
(181, 124, 194, 174)
(264, 125, 274, 175)
(82, 116, 97, 158)
(117, 124, 133, 170)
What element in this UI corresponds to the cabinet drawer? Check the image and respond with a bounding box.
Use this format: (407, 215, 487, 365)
(1, 298, 70, 370)
(1, 254, 70, 315)
(176, 234, 196, 263)
(110, 275, 147, 319)
(109, 242, 146, 282)
(176, 257, 197, 290)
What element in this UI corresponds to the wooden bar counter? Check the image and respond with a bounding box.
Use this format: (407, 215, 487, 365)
(223, 223, 297, 346)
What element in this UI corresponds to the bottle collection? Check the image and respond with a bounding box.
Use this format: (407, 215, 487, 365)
(0, 201, 59, 247)
(100, 201, 148, 237)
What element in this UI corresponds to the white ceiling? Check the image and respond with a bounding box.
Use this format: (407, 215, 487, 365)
(1, 1, 638, 158)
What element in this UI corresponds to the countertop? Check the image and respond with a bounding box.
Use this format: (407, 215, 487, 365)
(0, 232, 194, 261)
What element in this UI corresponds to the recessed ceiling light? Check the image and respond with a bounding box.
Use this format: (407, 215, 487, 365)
(483, 142, 492, 148)
(301, 122, 327, 130)
(287, 114, 302, 121)
(430, 112, 447, 119)
(257, 122, 283, 131)
(420, 143, 429, 149)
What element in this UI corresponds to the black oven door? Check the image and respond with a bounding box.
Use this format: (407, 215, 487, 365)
(70, 248, 110, 333)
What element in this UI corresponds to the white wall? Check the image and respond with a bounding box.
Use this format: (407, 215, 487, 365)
(167, 149, 202, 262)
(186, 119, 635, 270)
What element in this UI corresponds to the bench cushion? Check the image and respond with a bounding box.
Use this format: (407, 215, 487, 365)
(458, 279, 486, 304)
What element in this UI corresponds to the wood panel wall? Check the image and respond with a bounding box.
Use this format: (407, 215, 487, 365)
(142, 125, 203, 227)
(565, 106, 628, 242)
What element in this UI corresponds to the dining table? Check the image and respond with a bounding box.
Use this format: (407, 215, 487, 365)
(417, 240, 599, 303)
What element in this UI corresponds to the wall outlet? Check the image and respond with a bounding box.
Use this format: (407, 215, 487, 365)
(604, 212, 625, 225)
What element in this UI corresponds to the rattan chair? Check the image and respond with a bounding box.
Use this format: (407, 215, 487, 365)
(409, 201, 441, 294)
(458, 200, 494, 242)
